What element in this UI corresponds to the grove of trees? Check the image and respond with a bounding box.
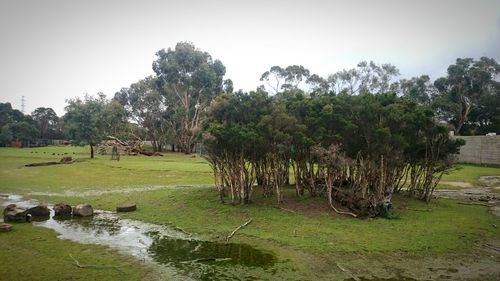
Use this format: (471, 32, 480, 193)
(2, 42, 498, 217)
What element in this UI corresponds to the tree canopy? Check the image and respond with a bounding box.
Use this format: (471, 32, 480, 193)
(64, 93, 127, 158)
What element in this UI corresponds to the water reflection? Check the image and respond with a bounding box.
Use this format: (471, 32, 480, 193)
(0, 194, 277, 280)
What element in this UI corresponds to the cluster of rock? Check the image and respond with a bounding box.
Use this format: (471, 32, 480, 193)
(2, 203, 94, 225)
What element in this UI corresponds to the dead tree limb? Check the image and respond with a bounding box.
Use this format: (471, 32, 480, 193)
(226, 218, 252, 242)
(69, 254, 124, 273)
(336, 262, 360, 281)
(329, 203, 358, 217)
(107, 135, 128, 146)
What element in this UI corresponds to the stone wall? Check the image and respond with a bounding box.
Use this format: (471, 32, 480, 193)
(455, 135, 500, 165)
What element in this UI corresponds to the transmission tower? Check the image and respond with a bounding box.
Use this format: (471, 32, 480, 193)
(21, 96, 25, 113)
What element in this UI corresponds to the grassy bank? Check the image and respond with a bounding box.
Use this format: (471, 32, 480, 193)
(0, 223, 153, 281)
(1, 146, 499, 280)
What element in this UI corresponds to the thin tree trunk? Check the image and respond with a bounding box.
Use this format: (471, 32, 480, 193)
(90, 144, 94, 159)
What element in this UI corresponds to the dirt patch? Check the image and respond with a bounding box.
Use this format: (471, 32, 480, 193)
(434, 176, 500, 217)
(480, 176, 500, 187)
(312, 240, 500, 281)
(277, 200, 332, 217)
(440, 181, 473, 188)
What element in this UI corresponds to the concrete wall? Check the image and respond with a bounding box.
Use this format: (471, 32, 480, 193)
(455, 135, 500, 165)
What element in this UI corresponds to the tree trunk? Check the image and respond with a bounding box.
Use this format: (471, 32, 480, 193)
(90, 144, 94, 159)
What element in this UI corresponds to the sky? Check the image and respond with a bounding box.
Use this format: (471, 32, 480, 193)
(0, 0, 499, 116)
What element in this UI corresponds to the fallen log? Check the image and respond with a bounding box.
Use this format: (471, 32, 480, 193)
(26, 157, 75, 167)
(116, 204, 137, 212)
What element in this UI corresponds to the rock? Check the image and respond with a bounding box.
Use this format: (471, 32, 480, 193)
(116, 204, 137, 212)
(3, 204, 30, 222)
(53, 203, 72, 216)
(27, 205, 50, 217)
(0, 223, 12, 232)
(73, 204, 93, 217)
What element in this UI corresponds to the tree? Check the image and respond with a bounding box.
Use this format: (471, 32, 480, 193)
(9, 121, 39, 145)
(64, 93, 126, 158)
(328, 61, 400, 95)
(260, 65, 310, 93)
(398, 75, 436, 104)
(153, 42, 226, 153)
(0, 102, 38, 146)
(433, 57, 500, 135)
(31, 107, 60, 139)
(114, 76, 168, 152)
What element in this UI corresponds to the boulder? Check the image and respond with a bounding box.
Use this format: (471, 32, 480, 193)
(73, 204, 93, 217)
(27, 205, 50, 217)
(3, 204, 30, 222)
(53, 203, 72, 216)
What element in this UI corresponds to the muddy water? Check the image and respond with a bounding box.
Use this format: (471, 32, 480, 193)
(0, 194, 276, 280)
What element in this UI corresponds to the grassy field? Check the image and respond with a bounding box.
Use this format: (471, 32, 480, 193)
(1, 146, 499, 280)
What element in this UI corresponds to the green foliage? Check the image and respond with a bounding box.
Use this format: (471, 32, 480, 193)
(203, 89, 463, 215)
(31, 107, 61, 139)
(64, 93, 127, 158)
(433, 57, 500, 135)
(152, 42, 227, 153)
(0, 102, 39, 146)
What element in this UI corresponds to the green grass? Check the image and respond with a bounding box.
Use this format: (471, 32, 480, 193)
(1, 146, 499, 280)
(0, 146, 212, 194)
(0, 223, 153, 281)
(441, 164, 500, 186)
(34, 187, 499, 253)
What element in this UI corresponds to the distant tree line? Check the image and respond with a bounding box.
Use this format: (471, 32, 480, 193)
(0, 103, 63, 147)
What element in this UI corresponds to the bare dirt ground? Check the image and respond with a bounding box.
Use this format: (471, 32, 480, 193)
(435, 176, 500, 217)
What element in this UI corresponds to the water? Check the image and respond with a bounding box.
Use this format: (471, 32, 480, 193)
(0, 194, 276, 280)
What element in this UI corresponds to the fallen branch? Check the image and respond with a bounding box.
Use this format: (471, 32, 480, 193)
(329, 203, 357, 218)
(336, 262, 360, 281)
(457, 202, 491, 207)
(69, 254, 124, 273)
(226, 218, 252, 242)
(484, 243, 500, 252)
(181, 257, 232, 263)
(174, 226, 192, 236)
(277, 207, 296, 213)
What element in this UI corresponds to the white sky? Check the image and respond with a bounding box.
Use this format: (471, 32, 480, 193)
(0, 0, 499, 116)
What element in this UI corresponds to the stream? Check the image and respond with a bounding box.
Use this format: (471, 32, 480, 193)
(0, 194, 277, 280)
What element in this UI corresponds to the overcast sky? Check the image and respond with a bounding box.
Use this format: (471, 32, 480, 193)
(0, 0, 499, 116)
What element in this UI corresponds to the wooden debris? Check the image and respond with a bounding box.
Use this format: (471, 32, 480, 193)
(336, 262, 360, 281)
(181, 257, 232, 263)
(330, 204, 358, 218)
(116, 204, 136, 212)
(226, 218, 252, 242)
(69, 254, 124, 273)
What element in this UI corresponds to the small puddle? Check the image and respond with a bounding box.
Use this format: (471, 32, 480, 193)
(0, 194, 276, 280)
